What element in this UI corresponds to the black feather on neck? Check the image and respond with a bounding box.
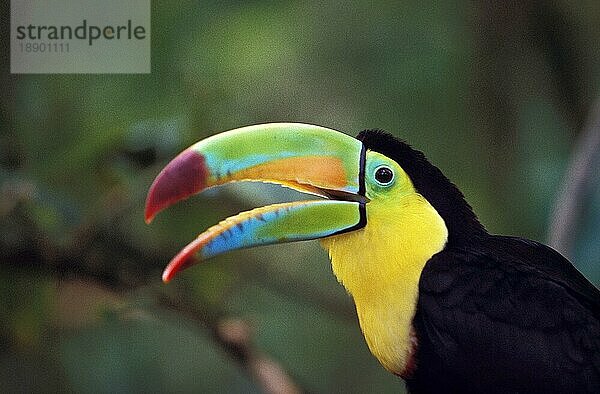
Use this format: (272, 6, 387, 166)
(356, 129, 487, 246)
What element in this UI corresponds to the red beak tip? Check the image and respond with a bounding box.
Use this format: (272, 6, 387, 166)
(162, 272, 172, 283)
(144, 210, 155, 224)
(143, 149, 208, 227)
(144, 185, 165, 225)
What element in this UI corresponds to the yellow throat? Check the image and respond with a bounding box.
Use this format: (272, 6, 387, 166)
(321, 151, 448, 376)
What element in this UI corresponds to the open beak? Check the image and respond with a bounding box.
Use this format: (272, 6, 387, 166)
(145, 123, 367, 282)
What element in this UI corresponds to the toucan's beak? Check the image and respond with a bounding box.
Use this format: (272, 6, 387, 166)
(145, 123, 366, 282)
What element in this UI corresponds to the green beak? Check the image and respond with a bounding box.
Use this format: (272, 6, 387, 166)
(145, 123, 366, 282)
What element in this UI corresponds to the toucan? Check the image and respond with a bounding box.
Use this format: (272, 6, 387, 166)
(145, 123, 599, 393)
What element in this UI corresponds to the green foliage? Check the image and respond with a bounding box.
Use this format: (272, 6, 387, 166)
(1, 1, 599, 392)
(60, 316, 257, 393)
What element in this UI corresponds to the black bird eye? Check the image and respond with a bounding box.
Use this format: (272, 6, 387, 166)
(374, 165, 394, 186)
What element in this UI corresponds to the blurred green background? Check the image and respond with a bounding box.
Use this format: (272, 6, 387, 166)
(1, 1, 599, 393)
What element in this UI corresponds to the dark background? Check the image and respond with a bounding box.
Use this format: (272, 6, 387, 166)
(1, 1, 599, 393)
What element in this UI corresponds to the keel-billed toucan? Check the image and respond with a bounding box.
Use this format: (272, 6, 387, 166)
(145, 123, 599, 393)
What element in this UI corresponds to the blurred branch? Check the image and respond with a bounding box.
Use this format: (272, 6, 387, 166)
(3, 235, 307, 393)
(1, 193, 308, 393)
(0, 214, 159, 291)
(548, 100, 600, 257)
(159, 295, 305, 394)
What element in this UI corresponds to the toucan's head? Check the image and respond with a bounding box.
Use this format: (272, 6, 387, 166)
(145, 123, 485, 375)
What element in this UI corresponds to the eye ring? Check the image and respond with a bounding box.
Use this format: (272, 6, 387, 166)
(374, 165, 395, 186)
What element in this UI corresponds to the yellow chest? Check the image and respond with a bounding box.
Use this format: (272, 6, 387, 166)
(321, 195, 447, 375)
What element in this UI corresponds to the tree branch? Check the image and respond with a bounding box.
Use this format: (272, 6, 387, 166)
(548, 99, 600, 257)
(1, 197, 308, 393)
(158, 295, 305, 394)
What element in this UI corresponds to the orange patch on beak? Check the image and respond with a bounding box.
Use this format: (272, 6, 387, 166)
(232, 156, 348, 191)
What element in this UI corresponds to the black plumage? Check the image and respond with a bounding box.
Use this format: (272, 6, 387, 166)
(357, 130, 600, 393)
